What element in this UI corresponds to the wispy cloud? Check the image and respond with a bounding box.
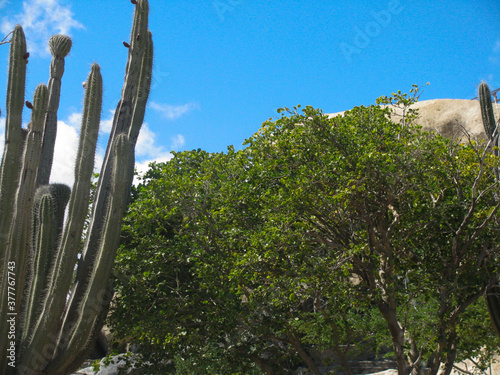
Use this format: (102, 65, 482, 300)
(170, 134, 185, 150)
(0, 0, 9, 10)
(135, 123, 185, 163)
(150, 102, 200, 120)
(1, 0, 84, 57)
(134, 131, 186, 184)
(135, 124, 166, 158)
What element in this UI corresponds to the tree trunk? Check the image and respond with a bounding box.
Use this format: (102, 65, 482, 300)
(438, 336, 457, 375)
(315, 300, 354, 375)
(285, 330, 322, 375)
(251, 355, 276, 375)
(377, 300, 408, 375)
(334, 348, 354, 375)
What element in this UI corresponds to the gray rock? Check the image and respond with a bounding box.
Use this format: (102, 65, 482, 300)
(72, 354, 141, 375)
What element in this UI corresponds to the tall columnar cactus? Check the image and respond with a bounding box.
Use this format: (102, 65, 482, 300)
(486, 284, 500, 337)
(479, 82, 500, 337)
(0, 1, 153, 374)
(36, 34, 73, 187)
(479, 82, 497, 141)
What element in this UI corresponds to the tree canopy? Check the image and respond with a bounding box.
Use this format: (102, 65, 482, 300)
(110, 89, 500, 375)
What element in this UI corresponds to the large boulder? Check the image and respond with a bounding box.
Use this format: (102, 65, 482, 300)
(329, 99, 500, 140)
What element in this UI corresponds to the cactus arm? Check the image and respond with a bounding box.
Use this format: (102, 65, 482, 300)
(128, 30, 153, 144)
(19, 185, 70, 351)
(19, 66, 103, 372)
(59, 63, 102, 258)
(16, 184, 70, 374)
(479, 83, 500, 336)
(9, 84, 50, 336)
(0, 2, 152, 372)
(479, 82, 500, 336)
(0, 25, 27, 293)
(42, 63, 103, 325)
(21, 191, 56, 344)
(0, 26, 29, 371)
(66, 0, 151, 328)
(89, 0, 149, 217)
(0, 25, 27, 209)
(36, 35, 72, 187)
(100, 0, 149, 156)
(479, 82, 497, 140)
(46, 134, 134, 375)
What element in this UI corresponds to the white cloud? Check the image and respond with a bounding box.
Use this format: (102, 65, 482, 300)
(100, 110, 114, 134)
(50, 113, 186, 186)
(50, 119, 79, 185)
(133, 130, 186, 184)
(0, 111, 183, 188)
(52, 112, 183, 186)
(135, 123, 162, 157)
(0, 113, 100, 188)
(133, 154, 173, 185)
(1, 0, 84, 57)
(66, 111, 82, 129)
(51, 110, 108, 186)
(150, 102, 200, 120)
(0, 0, 9, 10)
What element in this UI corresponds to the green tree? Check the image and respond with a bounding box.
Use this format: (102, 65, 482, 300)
(111, 148, 373, 374)
(111, 150, 275, 373)
(243, 90, 500, 375)
(111, 89, 500, 375)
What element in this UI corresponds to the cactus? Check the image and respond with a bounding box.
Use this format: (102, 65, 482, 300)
(478, 82, 500, 337)
(0, 1, 153, 374)
(479, 82, 497, 140)
(486, 284, 500, 337)
(36, 34, 72, 187)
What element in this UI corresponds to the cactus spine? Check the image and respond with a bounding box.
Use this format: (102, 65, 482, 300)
(479, 82, 500, 337)
(0, 1, 153, 374)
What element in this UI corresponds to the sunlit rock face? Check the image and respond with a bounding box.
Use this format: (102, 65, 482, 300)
(329, 99, 500, 140)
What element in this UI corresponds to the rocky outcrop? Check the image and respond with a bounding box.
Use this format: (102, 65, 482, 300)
(329, 98, 500, 140)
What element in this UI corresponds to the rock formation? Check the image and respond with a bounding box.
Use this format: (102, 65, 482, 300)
(329, 98, 500, 140)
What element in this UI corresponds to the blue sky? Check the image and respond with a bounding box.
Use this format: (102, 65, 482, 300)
(0, 0, 499, 186)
